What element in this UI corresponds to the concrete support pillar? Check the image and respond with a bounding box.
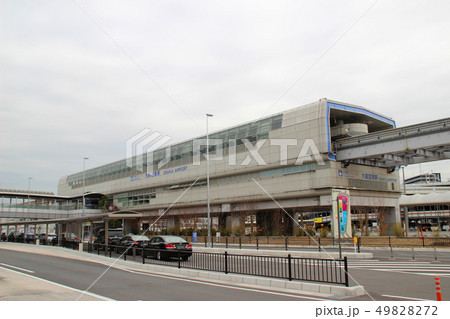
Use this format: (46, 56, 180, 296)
(45, 224, 49, 245)
(58, 223, 62, 246)
(225, 215, 231, 230)
(404, 206, 409, 237)
(385, 205, 401, 236)
(230, 213, 241, 232)
(166, 216, 179, 230)
(34, 224, 37, 245)
(104, 221, 109, 251)
(292, 211, 300, 235)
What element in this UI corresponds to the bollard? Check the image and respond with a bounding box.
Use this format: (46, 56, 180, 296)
(226, 237, 228, 249)
(412, 247, 415, 260)
(224, 251, 228, 274)
(205, 236, 207, 247)
(435, 277, 442, 301)
(390, 246, 393, 259)
(285, 237, 288, 251)
(435, 248, 437, 261)
(256, 237, 259, 250)
(239, 237, 242, 249)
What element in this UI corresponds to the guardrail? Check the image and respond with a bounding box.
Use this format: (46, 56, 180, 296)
(82, 243, 349, 286)
(184, 235, 450, 249)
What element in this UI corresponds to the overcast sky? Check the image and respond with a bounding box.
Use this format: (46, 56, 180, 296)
(1, 0, 450, 194)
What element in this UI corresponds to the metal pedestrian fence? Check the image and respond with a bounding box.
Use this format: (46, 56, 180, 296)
(81, 243, 349, 286)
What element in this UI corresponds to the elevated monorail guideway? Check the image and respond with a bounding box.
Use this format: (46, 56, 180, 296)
(334, 117, 450, 169)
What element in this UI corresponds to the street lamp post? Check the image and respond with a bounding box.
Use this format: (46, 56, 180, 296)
(27, 177, 32, 209)
(82, 157, 89, 243)
(27, 177, 32, 234)
(82, 157, 89, 216)
(206, 113, 213, 247)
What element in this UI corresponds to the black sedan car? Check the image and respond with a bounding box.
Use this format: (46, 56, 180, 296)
(144, 235, 192, 261)
(115, 235, 150, 255)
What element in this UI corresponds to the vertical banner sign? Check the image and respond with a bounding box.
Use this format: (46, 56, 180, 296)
(338, 194, 348, 233)
(332, 189, 352, 238)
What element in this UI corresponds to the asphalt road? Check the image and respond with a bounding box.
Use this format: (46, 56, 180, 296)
(0, 248, 331, 301)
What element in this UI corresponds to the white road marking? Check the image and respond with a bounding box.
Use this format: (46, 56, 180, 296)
(0, 266, 115, 301)
(0, 263, 35, 273)
(112, 265, 333, 301)
(381, 294, 434, 301)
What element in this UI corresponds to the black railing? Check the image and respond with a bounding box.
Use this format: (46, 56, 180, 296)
(82, 243, 348, 286)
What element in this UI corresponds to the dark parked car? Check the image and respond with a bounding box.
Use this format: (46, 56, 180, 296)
(51, 233, 80, 246)
(15, 232, 25, 242)
(115, 235, 150, 255)
(7, 232, 16, 242)
(94, 235, 123, 250)
(25, 234, 36, 243)
(145, 235, 192, 261)
(38, 233, 56, 245)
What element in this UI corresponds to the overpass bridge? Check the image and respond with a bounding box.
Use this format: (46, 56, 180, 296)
(0, 190, 104, 220)
(334, 117, 450, 170)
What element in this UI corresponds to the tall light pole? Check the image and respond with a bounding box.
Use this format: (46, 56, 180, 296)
(206, 113, 213, 247)
(83, 157, 89, 244)
(82, 157, 89, 216)
(27, 177, 33, 209)
(27, 177, 32, 234)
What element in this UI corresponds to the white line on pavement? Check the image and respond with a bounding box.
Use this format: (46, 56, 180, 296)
(0, 263, 35, 273)
(112, 265, 333, 301)
(381, 294, 434, 301)
(0, 266, 115, 301)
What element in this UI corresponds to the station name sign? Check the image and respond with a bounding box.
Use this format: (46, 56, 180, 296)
(130, 165, 188, 182)
(337, 169, 397, 182)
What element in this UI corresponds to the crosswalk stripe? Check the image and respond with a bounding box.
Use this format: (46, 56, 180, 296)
(347, 259, 450, 277)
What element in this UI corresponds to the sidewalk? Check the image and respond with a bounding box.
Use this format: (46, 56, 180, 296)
(0, 264, 111, 301)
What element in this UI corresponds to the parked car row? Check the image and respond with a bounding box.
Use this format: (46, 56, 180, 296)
(1, 231, 193, 261)
(94, 234, 192, 260)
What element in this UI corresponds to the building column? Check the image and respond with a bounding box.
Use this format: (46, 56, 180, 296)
(292, 211, 300, 235)
(230, 213, 241, 234)
(385, 204, 401, 236)
(166, 216, 179, 230)
(104, 221, 109, 251)
(404, 206, 409, 237)
(58, 223, 62, 246)
(45, 224, 49, 245)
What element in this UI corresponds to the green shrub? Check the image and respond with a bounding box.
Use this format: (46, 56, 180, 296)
(393, 223, 404, 238)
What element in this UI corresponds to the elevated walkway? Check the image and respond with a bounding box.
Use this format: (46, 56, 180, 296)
(335, 117, 450, 169)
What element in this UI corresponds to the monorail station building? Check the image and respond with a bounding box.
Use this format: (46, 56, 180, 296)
(58, 99, 402, 236)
